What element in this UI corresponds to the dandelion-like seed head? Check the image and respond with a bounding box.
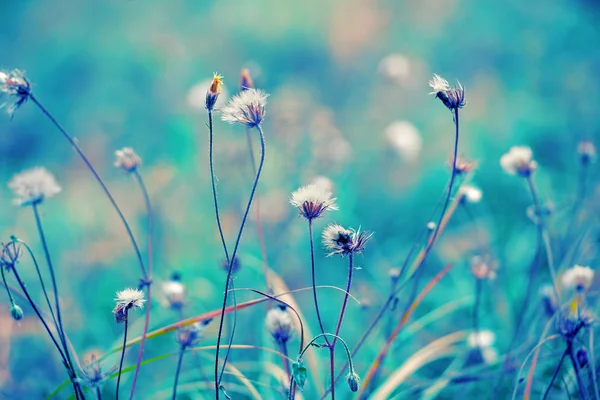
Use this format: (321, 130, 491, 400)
(578, 140, 596, 165)
(162, 276, 185, 310)
(467, 330, 496, 349)
(290, 184, 338, 221)
(78, 353, 116, 390)
(500, 146, 537, 177)
(469, 254, 498, 280)
(240, 69, 254, 91)
(459, 185, 483, 204)
(265, 305, 294, 344)
(429, 74, 466, 111)
(206, 72, 224, 111)
(1, 241, 23, 270)
(114, 147, 141, 173)
(0, 69, 31, 117)
(9, 167, 61, 206)
(562, 265, 594, 293)
(221, 88, 268, 128)
(322, 224, 373, 257)
(113, 288, 145, 323)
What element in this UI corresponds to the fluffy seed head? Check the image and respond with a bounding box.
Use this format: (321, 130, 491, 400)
(113, 288, 146, 323)
(0, 69, 31, 116)
(429, 74, 466, 111)
(322, 224, 373, 257)
(500, 146, 537, 176)
(9, 167, 61, 206)
(221, 88, 268, 128)
(562, 265, 594, 292)
(114, 147, 141, 173)
(459, 185, 483, 204)
(162, 278, 185, 310)
(290, 184, 338, 221)
(265, 305, 294, 344)
(467, 330, 495, 348)
(557, 301, 593, 338)
(78, 353, 116, 389)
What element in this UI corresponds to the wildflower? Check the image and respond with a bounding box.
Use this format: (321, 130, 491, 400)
(265, 305, 294, 344)
(205, 72, 224, 111)
(500, 146, 537, 177)
(451, 156, 477, 175)
(222, 256, 241, 274)
(429, 74, 466, 111)
(346, 371, 361, 392)
(322, 224, 373, 257)
(78, 353, 116, 390)
(113, 288, 145, 323)
(0, 69, 31, 116)
(459, 185, 482, 204)
(221, 88, 268, 128)
(10, 304, 23, 321)
(162, 274, 185, 310)
(578, 140, 596, 165)
(561, 265, 594, 292)
(385, 121, 422, 162)
(526, 201, 554, 225)
(240, 69, 253, 91)
(114, 147, 141, 173)
(388, 267, 401, 283)
(557, 301, 593, 338)
(467, 330, 495, 348)
(176, 320, 211, 348)
(1, 241, 22, 270)
(466, 330, 498, 365)
(290, 184, 338, 221)
(9, 167, 61, 206)
(540, 284, 557, 318)
(469, 255, 498, 280)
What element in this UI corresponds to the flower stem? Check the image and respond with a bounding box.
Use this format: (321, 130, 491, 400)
(569, 341, 590, 400)
(32, 203, 83, 399)
(542, 347, 568, 400)
(214, 124, 266, 398)
(116, 311, 129, 400)
(280, 341, 291, 381)
(0, 265, 15, 306)
(172, 345, 186, 400)
(29, 94, 147, 279)
(95, 386, 102, 400)
(128, 171, 154, 400)
(473, 277, 482, 344)
(308, 219, 331, 347)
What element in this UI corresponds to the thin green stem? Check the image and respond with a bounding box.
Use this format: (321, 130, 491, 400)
(116, 312, 129, 400)
(172, 345, 186, 400)
(29, 94, 147, 279)
(308, 219, 331, 347)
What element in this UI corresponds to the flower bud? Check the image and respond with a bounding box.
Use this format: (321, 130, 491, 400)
(346, 371, 361, 392)
(10, 304, 23, 321)
(206, 73, 223, 111)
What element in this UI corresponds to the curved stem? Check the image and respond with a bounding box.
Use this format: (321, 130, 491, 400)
(1, 266, 15, 305)
(172, 345, 186, 400)
(116, 312, 129, 400)
(29, 94, 147, 279)
(129, 171, 154, 400)
(309, 220, 330, 347)
(214, 125, 266, 398)
(542, 348, 568, 400)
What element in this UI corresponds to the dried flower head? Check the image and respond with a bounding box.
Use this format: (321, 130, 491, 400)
(578, 140, 596, 165)
(562, 265, 594, 293)
(78, 353, 117, 390)
(459, 185, 483, 204)
(162, 276, 185, 310)
(0, 69, 31, 116)
(265, 305, 294, 344)
(221, 88, 268, 128)
(290, 184, 338, 221)
(557, 301, 593, 338)
(9, 167, 61, 206)
(429, 74, 466, 111)
(205, 72, 224, 111)
(450, 155, 477, 175)
(114, 147, 141, 173)
(113, 288, 145, 323)
(176, 320, 211, 348)
(469, 255, 498, 280)
(240, 69, 254, 91)
(1, 241, 23, 270)
(500, 146, 537, 177)
(322, 224, 373, 257)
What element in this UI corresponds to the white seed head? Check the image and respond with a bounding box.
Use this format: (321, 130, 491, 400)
(385, 121, 422, 161)
(429, 74, 465, 110)
(162, 280, 185, 309)
(561, 265, 594, 292)
(500, 146, 537, 176)
(221, 88, 268, 127)
(467, 330, 495, 348)
(290, 184, 338, 220)
(265, 306, 294, 344)
(0, 69, 31, 116)
(9, 167, 61, 206)
(459, 185, 483, 204)
(322, 224, 372, 256)
(113, 288, 146, 322)
(428, 74, 451, 94)
(114, 147, 141, 173)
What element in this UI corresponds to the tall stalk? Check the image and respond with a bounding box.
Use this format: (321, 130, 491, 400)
(172, 345, 186, 400)
(115, 311, 129, 400)
(308, 220, 331, 347)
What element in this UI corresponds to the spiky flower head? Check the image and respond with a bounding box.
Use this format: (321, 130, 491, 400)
(240, 69, 254, 91)
(500, 146, 537, 177)
(429, 74, 466, 111)
(221, 88, 268, 128)
(176, 320, 211, 348)
(1, 241, 22, 270)
(578, 140, 596, 165)
(557, 300, 593, 338)
(265, 304, 294, 344)
(0, 69, 31, 117)
(322, 224, 373, 257)
(113, 288, 145, 323)
(77, 353, 117, 390)
(9, 167, 61, 206)
(113, 147, 141, 173)
(290, 184, 338, 221)
(459, 185, 482, 204)
(205, 72, 224, 111)
(562, 265, 594, 293)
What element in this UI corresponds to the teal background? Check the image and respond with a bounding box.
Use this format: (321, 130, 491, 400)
(1, 0, 600, 398)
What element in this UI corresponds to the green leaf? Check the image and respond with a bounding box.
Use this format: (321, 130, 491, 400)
(292, 361, 307, 390)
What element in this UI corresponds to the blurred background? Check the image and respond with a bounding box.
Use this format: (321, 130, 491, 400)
(1, 0, 600, 398)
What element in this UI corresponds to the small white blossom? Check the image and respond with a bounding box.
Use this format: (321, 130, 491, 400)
(429, 74, 465, 110)
(426, 221, 436, 230)
(322, 224, 372, 257)
(562, 265, 594, 292)
(459, 185, 482, 204)
(428, 74, 451, 94)
(265, 306, 294, 344)
(162, 279, 185, 309)
(470, 255, 498, 280)
(385, 121, 422, 162)
(467, 330, 495, 348)
(221, 89, 268, 128)
(113, 288, 145, 323)
(290, 184, 338, 221)
(0, 69, 31, 116)
(114, 147, 141, 173)
(500, 146, 537, 176)
(9, 167, 61, 206)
